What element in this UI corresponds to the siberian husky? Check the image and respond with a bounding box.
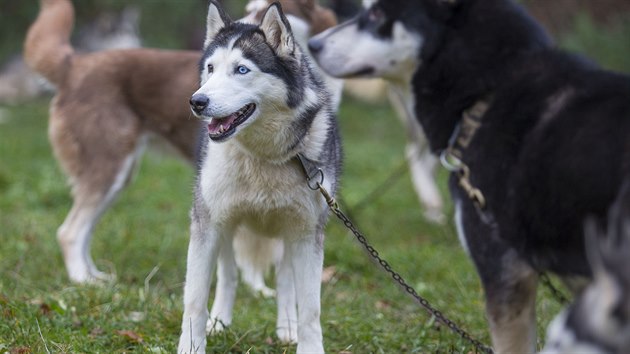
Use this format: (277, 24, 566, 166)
(23, 0, 339, 284)
(309, 0, 630, 352)
(178, 2, 341, 353)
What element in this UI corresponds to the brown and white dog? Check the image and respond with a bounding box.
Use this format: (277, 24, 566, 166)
(24, 0, 339, 284)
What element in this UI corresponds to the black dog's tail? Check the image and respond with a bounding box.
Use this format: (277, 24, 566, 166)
(24, 0, 75, 86)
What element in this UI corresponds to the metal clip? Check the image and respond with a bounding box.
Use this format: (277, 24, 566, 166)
(457, 166, 486, 209)
(439, 149, 464, 172)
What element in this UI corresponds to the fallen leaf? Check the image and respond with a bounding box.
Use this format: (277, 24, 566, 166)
(374, 300, 391, 311)
(321, 266, 337, 283)
(90, 327, 104, 338)
(10, 347, 31, 354)
(116, 329, 144, 343)
(39, 303, 52, 316)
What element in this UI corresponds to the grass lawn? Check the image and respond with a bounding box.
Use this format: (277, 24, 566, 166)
(0, 95, 565, 353)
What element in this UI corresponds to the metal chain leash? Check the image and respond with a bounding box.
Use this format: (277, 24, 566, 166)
(329, 201, 494, 354)
(297, 153, 494, 354)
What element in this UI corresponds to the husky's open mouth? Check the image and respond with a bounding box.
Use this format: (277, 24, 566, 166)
(207, 103, 256, 141)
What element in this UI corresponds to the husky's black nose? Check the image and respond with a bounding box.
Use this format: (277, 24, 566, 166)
(308, 37, 324, 54)
(190, 94, 209, 114)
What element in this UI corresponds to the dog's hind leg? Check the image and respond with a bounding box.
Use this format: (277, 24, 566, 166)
(57, 145, 142, 283)
(484, 255, 538, 354)
(58, 194, 113, 283)
(388, 85, 444, 223)
(207, 234, 237, 334)
(405, 141, 444, 223)
(456, 199, 538, 353)
(234, 228, 281, 298)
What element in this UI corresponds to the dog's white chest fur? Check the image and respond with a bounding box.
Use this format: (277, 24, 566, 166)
(200, 142, 321, 238)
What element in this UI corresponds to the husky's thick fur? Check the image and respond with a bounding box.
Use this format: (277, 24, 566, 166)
(178, 2, 341, 353)
(23, 0, 339, 284)
(309, 0, 630, 352)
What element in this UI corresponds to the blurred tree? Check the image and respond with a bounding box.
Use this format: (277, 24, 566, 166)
(0, 0, 250, 62)
(1, 0, 629, 69)
(524, 0, 630, 35)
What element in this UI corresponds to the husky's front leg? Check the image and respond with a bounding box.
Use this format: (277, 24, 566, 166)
(276, 246, 298, 343)
(208, 235, 238, 334)
(178, 219, 221, 354)
(287, 233, 325, 354)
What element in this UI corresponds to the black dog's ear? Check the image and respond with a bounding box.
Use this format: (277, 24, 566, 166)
(260, 2, 295, 57)
(204, 0, 232, 49)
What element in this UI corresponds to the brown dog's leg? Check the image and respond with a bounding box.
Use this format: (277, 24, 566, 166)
(51, 102, 143, 283)
(56, 147, 142, 282)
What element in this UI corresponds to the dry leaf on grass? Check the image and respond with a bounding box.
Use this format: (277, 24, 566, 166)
(321, 266, 337, 283)
(116, 329, 144, 343)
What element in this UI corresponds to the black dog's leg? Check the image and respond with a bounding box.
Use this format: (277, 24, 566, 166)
(455, 195, 538, 354)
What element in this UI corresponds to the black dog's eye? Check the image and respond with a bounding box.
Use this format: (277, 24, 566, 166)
(207, 64, 214, 74)
(359, 6, 394, 38)
(368, 6, 384, 23)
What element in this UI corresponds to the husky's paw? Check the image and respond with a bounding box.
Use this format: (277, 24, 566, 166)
(206, 317, 227, 335)
(423, 208, 445, 225)
(277, 325, 298, 344)
(69, 268, 116, 285)
(90, 269, 116, 282)
(255, 286, 276, 298)
(177, 338, 206, 354)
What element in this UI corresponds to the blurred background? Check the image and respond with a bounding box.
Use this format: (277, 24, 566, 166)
(0, 0, 629, 105)
(1, 0, 629, 65)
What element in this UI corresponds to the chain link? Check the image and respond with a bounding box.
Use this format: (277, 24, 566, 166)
(311, 179, 494, 354)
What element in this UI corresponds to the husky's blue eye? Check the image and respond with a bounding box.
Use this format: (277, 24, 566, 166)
(207, 64, 214, 74)
(236, 65, 250, 75)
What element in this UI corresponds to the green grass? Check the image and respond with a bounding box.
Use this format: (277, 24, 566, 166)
(3, 9, 628, 353)
(0, 97, 564, 353)
(1, 3, 629, 352)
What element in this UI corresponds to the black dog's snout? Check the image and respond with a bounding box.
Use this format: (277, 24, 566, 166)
(190, 94, 209, 114)
(308, 37, 324, 55)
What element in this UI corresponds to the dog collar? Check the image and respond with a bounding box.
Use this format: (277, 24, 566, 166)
(440, 96, 493, 210)
(296, 153, 324, 190)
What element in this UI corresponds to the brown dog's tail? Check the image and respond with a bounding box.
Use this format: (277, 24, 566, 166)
(24, 0, 75, 86)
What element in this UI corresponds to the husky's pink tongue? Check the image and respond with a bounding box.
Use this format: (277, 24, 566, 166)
(207, 113, 238, 135)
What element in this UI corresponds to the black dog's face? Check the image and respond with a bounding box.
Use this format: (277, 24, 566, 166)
(308, 0, 456, 81)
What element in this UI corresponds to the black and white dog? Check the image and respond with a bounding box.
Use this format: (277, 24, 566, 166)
(308, 0, 630, 352)
(178, 1, 341, 353)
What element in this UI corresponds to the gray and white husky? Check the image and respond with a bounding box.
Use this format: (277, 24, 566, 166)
(178, 2, 341, 353)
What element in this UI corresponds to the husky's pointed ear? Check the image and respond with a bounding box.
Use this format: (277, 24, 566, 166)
(204, 0, 232, 49)
(260, 2, 295, 57)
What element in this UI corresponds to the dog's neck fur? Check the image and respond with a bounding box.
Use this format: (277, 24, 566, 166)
(229, 81, 332, 164)
(411, 0, 553, 153)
